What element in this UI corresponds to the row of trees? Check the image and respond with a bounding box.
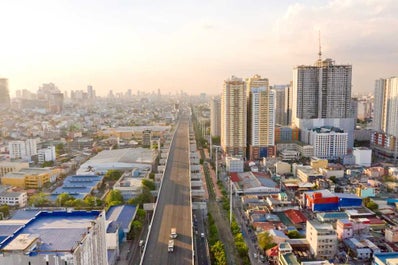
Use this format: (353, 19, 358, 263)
(208, 213, 227, 265)
(230, 218, 250, 265)
(28, 178, 156, 209)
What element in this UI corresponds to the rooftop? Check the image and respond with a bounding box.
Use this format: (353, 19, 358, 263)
(106, 205, 137, 232)
(0, 210, 102, 253)
(50, 175, 103, 200)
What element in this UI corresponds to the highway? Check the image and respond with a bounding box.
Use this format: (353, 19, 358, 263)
(141, 113, 193, 265)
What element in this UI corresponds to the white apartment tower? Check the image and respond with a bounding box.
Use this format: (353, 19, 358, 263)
(373, 77, 398, 159)
(221, 76, 247, 157)
(292, 57, 355, 148)
(8, 139, 37, 161)
(246, 75, 275, 160)
(210, 96, 221, 137)
(374, 77, 398, 137)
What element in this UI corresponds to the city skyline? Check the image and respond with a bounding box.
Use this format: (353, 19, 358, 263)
(1, 0, 397, 97)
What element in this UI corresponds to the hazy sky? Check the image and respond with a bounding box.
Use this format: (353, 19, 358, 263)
(1, 0, 397, 97)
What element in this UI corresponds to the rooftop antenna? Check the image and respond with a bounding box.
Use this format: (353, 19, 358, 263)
(318, 30, 322, 61)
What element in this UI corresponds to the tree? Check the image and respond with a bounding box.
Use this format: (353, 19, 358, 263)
(55, 143, 65, 155)
(136, 208, 146, 220)
(287, 230, 304, 239)
(84, 195, 103, 207)
(257, 231, 276, 251)
(104, 169, 123, 181)
(230, 219, 240, 235)
(56, 193, 75, 206)
(0, 205, 10, 219)
(142, 179, 155, 191)
(29, 192, 52, 207)
(210, 240, 227, 265)
(127, 187, 153, 206)
(105, 190, 124, 206)
(42, 161, 55, 167)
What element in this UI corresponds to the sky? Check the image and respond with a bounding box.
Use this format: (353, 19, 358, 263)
(1, 0, 397, 97)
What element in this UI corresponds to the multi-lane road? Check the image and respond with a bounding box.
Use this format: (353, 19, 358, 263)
(141, 114, 193, 265)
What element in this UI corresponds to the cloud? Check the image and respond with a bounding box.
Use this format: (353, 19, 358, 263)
(272, 0, 398, 92)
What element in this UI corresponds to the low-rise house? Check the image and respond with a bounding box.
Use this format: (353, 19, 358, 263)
(0, 191, 27, 207)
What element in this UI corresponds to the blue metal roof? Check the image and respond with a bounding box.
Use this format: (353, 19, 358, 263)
(374, 252, 398, 265)
(10, 209, 40, 220)
(0, 210, 102, 252)
(106, 205, 137, 231)
(50, 175, 103, 200)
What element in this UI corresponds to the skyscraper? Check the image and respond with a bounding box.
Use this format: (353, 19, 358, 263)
(246, 75, 275, 160)
(273, 84, 292, 126)
(373, 77, 398, 159)
(292, 57, 355, 148)
(0, 78, 10, 110)
(210, 96, 221, 138)
(293, 58, 352, 120)
(371, 77, 398, 160)
(221, 76, 247, 157)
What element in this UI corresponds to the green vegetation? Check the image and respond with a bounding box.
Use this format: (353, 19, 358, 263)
(105, 190, 124, 207)
(287, 230, 305, 239)
(127, 208, 146, 240)
(0, 205, 10, 219)
(363, 197, 379, 211)
(142, 179, 155, 191)
(211, 136, 220, 146)
(210, 241, 227, 265)
(208, 213, 227, 265)
(127, 187, 154, 206)
(55, 143, 65, 155)
(29, 192, 52, 207)
(257, 231, 276, 251)
(104, 169, 123, 181)
(42, 161, 55, 167)
(230, 218, 250, 264)
(55, 193, 104, 208)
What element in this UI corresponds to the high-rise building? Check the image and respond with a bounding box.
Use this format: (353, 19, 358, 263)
(246, 75, 275, 160)
(210, 96, 221, 138)
(272, 84, 292, 126)
(48, 92, 64, 113)
(221, 76, 247, 157)
(373, 77, 398, 159)
(0, 78, 10, 110)
(87, 85, 96, 100)
(8, 139, 37, 161)
(292, 57, 355, 149)
(293, 58, 352, 120)
(373, 77, 398, 136)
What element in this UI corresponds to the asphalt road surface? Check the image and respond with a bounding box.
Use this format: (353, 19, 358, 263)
(141, 113, 193, 265)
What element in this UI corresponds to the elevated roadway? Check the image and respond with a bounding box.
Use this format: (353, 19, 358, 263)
(141, 114, 192, 265)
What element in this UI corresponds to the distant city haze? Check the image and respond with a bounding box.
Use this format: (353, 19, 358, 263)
(1, 0, 397, 97)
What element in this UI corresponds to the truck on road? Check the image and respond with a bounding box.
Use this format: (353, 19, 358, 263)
(170, 227, 177, 238)
(168, 240, 174, 252)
